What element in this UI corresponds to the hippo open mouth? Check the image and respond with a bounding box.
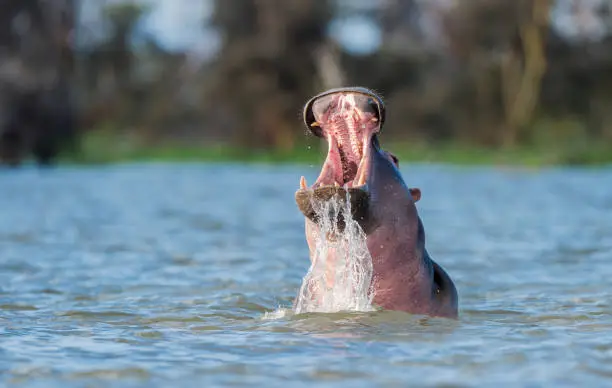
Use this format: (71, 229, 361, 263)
(295, 87, 386, 233)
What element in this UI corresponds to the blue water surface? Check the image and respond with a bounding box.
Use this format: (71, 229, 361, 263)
(1, 163, 611, 387)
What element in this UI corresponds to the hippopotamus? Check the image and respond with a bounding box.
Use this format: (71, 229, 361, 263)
(294, 87, 458, 318)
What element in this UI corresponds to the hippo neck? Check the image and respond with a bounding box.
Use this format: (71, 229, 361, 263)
(416, 216, 426, 260)
(405, 215, 429, 270)
(367, 214, 428, 274)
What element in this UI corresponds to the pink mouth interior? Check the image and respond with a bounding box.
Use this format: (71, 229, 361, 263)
(310, 93, 381, 188)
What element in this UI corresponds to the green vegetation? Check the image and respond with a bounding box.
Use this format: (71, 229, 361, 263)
(60, 129, 612, 167)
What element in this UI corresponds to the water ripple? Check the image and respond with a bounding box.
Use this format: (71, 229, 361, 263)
(0, 163, 611, 386)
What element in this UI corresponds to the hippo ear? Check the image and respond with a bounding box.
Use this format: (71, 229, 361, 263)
(385, 151, 399, 167)
(410, 188, 421, 202)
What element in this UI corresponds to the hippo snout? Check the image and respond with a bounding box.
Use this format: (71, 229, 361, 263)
(295, 185, 373, 234)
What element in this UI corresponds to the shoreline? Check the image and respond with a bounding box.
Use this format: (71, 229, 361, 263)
(57, 133, 612, 168)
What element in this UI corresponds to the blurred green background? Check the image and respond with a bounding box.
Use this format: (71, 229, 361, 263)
(1, 0, 612, 167)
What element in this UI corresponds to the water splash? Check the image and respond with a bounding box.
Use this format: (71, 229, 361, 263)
(293, 191, 375, 314)
(262, 308, 290, 320)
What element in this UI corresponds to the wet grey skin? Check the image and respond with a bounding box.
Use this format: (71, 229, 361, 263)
(295, 87, 458, 318)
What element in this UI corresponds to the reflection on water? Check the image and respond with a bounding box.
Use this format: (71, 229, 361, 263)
(0, 163, 611, 386)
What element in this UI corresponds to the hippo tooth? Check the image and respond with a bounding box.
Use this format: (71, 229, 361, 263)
(300, 176, 307, 189)
(355, 137, 370, 186)
(310, 121, 320, 127)
(356, 162, 366, 186)
(355, 151, 366, 184)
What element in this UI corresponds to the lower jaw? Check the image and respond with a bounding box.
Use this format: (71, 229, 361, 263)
(295, 183, 371, 233)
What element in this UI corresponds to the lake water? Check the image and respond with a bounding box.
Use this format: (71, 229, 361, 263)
(1, 163, 611, 387)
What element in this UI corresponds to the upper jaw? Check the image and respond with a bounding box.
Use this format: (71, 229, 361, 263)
(303, 87, 386, 138)
(299, 92, 382, 191)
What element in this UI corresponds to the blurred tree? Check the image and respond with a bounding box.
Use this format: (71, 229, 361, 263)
(209, 0, 333, 150)
(435, 0, 551, 146)
(3, 0, 608, 160)
(0, 0, 77, 166)
(500, 0, 551, 147)
(541, 3, 612, 142)
(80, 2, 150, 128)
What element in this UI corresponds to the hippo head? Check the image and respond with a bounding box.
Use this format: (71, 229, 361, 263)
(295, 87, 420, 236)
